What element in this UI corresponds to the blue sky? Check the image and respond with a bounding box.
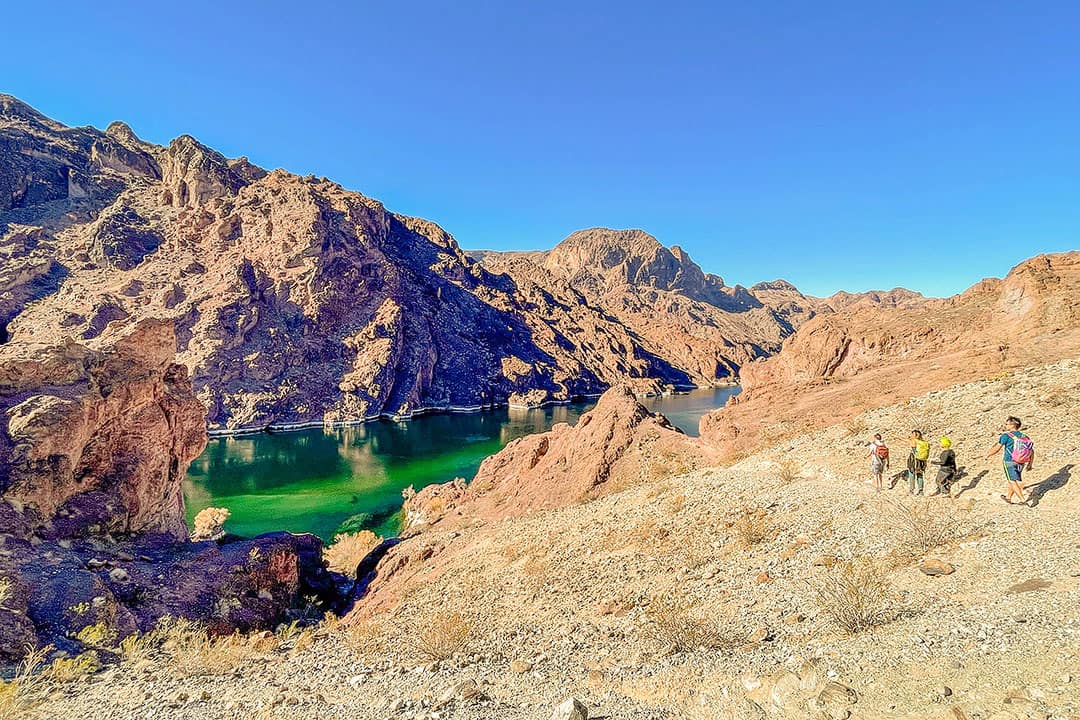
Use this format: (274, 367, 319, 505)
(3, 1, 1078, 296)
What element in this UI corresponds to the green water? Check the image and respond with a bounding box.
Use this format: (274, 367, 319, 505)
(184, 386, 738, 540)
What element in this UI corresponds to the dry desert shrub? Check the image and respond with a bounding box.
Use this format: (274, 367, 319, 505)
(324, 530, 382, 576)
(881, 497, 974, 557)
(760, 420, 798, 447)
(73, 622, 116, 649)
(401, 610, 473, 661)
(601, 517, 671, 552)
(892, 400, 945, 441)
(521, 555, 551, 578)
(732, 505, 772, 547)
(775, 457, 801, 484)
(0, 645, 50, 719)
(811, 558, 899, 634)
(645, 480, 674, 499)
(639, 597, 744, 653)
(664, 493, 688, 513)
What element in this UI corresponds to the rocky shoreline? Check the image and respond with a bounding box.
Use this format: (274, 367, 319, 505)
(205, 383, 738, 437)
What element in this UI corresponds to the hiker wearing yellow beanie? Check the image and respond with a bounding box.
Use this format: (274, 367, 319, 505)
(930, 436, 957, 496)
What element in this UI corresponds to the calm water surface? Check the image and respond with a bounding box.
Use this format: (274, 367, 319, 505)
(184, 386, 738, 540)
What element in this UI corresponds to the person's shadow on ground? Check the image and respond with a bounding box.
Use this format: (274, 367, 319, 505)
(1026, 464, 1073, 508)
(952, 468, 986, 498)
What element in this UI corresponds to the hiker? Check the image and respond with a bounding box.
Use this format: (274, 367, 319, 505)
(929, 436, 957, 496)
(983, 416, 1035, 505)
(907, 430, 930, 495)
(867, 433, 889, 491)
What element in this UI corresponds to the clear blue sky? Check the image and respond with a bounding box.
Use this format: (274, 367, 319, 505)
(4, 1, 1078, 296)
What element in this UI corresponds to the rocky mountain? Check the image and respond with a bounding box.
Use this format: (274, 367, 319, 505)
(700, 251, 1080, 458)
(1, 95, 819, 433)
(471, 229, 814, 385)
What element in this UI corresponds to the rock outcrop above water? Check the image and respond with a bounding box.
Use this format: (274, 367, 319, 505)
(700, 252, 1080, 459)
(404, 385, 716, 529)
(356, 386, 715, 608)
(0, 320, 205, 540)
(0, 322, 340, 661)
(1, 95, 818, 433)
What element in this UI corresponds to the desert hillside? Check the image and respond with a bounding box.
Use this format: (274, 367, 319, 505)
(28, 355, 1080, 720)
(701, 251, 1080, 461)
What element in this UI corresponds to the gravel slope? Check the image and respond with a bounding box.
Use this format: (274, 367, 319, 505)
(32, 359, 1080, 720)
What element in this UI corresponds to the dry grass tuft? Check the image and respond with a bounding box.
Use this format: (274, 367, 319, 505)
(811, 559, 900, 634)
(401, 611, 473, 661)
(732, 505, 772, 547)
(639, 597, 743, 653)
(324, 530, 382, 576)
(46, 652, 99, 683)
(775, 457, 801, 484)
(118, 630, 160, 665)
(0, 645, 50, 719)
(157, 617, 268, 676)
(336, 618, 389, 656)
(881, 497, 974, 557)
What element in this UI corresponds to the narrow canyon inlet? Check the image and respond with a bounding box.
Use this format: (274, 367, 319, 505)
(184, 387, 739, 540)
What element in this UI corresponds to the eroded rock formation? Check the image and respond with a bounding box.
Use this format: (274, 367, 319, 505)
(0, 322, 340, 662)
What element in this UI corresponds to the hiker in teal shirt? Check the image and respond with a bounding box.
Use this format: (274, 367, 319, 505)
(983, 416, 1035, 506)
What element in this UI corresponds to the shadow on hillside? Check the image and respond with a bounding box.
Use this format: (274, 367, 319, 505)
(953, 468, 987, 498)
(1026, 464, 1073, 508)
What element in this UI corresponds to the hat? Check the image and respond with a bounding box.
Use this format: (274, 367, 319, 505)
(939, 437, 952, 448)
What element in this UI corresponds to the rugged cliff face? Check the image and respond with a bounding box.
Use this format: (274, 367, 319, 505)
(0, 320, 205, 540)
(700, 252, 1080, 459)
(0, 322, 340, 662)
(1, 95, 816, 433)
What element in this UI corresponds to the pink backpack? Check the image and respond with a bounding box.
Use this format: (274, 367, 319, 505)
(1009, 432, 1034, 464)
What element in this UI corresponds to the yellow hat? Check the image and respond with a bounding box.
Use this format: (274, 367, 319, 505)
(939, 437, 952, 448)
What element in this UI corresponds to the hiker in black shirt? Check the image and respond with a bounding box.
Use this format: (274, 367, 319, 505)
(930, 437, 957, 496)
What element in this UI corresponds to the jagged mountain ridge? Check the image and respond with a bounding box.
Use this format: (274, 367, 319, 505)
(0, 94, 913, 432)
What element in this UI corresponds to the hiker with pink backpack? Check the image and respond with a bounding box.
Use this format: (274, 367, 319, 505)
(983, 416, 1035, 505)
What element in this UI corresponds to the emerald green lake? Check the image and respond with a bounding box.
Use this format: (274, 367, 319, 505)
(184, 387, 738, 541)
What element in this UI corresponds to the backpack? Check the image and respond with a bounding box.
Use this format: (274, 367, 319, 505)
(874, 443, 889, 461)
(914, 439, 930, 461)
(1009, 432, 1034, 464)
